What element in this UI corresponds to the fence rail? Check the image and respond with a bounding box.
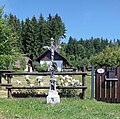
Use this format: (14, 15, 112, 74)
(5, 72, 87, 76)
(5, 69, 87, 99)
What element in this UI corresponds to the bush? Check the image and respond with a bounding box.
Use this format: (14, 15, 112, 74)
(33, 61, 48, 72)
(56, 75, 80, 97)
(0, 54, 26, 71)
(90, 46, 120, 67)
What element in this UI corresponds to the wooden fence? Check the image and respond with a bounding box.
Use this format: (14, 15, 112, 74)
(95, 67, 120, 103)
(5, 69, 87, 99)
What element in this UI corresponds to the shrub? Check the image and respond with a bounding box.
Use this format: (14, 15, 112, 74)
(56, 75, 81, 97)
(90, 46, 120, 67)
(33, 61, 48, 72)
(0, 54, 26, 71)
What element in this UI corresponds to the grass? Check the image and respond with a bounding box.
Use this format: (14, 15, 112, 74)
(0, 98, 120, 119)
(0, 74, 120, 119)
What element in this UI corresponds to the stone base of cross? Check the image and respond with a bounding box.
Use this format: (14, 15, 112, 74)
(46, 68, 60, 104)
(47, 90, 60, 104)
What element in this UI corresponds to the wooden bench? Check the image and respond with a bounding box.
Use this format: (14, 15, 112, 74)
(5, 70, 87, 99)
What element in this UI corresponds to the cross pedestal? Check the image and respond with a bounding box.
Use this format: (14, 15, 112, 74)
(47, 90, 60, 104)
(47, 79, 60, 104)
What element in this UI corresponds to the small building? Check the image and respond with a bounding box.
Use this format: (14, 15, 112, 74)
(35, 50, 70, 71)
(24, 57, 33, 72)
(14, 56, 33, 72)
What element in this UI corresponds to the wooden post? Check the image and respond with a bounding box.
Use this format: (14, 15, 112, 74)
(8, 88, 12, 98)
(7, 75, 12, 98)
(0, 75, 1, 84)
(111, 81, 115, 102)
(95, 69, 100, 101)
(117, 67, 120, 102)
(101, 71, 105, 102)
(91, 65, 94, 99)
(82, 66, 86, 99)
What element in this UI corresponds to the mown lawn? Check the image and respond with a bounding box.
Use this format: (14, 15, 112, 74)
(0, 75, 120, 119)
(0, 98, 120, 119)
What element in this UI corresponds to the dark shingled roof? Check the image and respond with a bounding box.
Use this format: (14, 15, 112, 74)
(35, 50, 70, 66)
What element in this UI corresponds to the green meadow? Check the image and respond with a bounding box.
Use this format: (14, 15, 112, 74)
(0, 75, 120, 119)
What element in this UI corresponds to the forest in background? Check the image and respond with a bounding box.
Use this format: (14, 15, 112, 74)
(1, 6, 120, 70)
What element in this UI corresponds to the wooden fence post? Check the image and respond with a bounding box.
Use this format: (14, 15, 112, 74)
(0, 75, 2, 84)
(91, 65, 94, 99)
(82, 66, 86, 99)
(7, 75, 12, 98)
(95, 69, 100, 101)
(117, 67, 120, 102)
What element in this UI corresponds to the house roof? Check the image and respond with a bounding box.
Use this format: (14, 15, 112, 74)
(35, 50, 70, 66)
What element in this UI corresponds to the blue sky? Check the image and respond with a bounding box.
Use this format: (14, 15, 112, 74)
(0, 0, 120, 43)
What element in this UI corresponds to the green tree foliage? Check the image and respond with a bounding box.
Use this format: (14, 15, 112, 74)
(21, 17, 40, 59)
(0, 6, 4, 18)
(63, 37, 118, 68)
(7, 13, 66, 60)
(0, 7, 25, 70)
(0, 14, 19, 55)
(90, 46, 120, 67)
(0, 54, 25, 71)
(47, 14, 66, 45)
(7, 14, 23, 52)
(60, 42, 67, 58)
(38, 14, 49, 52)
(5, 10, 120, 69)
(66, 37, 77, 60)
(21, 18, 32, 55)
(33, 61, 48, 72)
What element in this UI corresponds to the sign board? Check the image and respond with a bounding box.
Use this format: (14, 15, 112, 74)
(97, 68, 105, 74)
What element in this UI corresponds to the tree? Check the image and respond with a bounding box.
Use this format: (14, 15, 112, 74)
(60, 42, 67, 58)
(0, 7, 25, 70)
(90, 46, 120, 67)
(21, 18, 31, 55)
(29, 16, 39, 59)
(20, 14, 66, 60)
(21, 17, 39, 59)
(0, 14, 19, 55)
(7, 14, 23, 52)
(93, 38, 101, 53)
(38, 14, 49, 51)
(0, 53, 26, 70)
(75, 42, 85, 60)
(47, 14, 66, 45)
(66, 37, 77, 56)
(0, 6, 4, 18)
